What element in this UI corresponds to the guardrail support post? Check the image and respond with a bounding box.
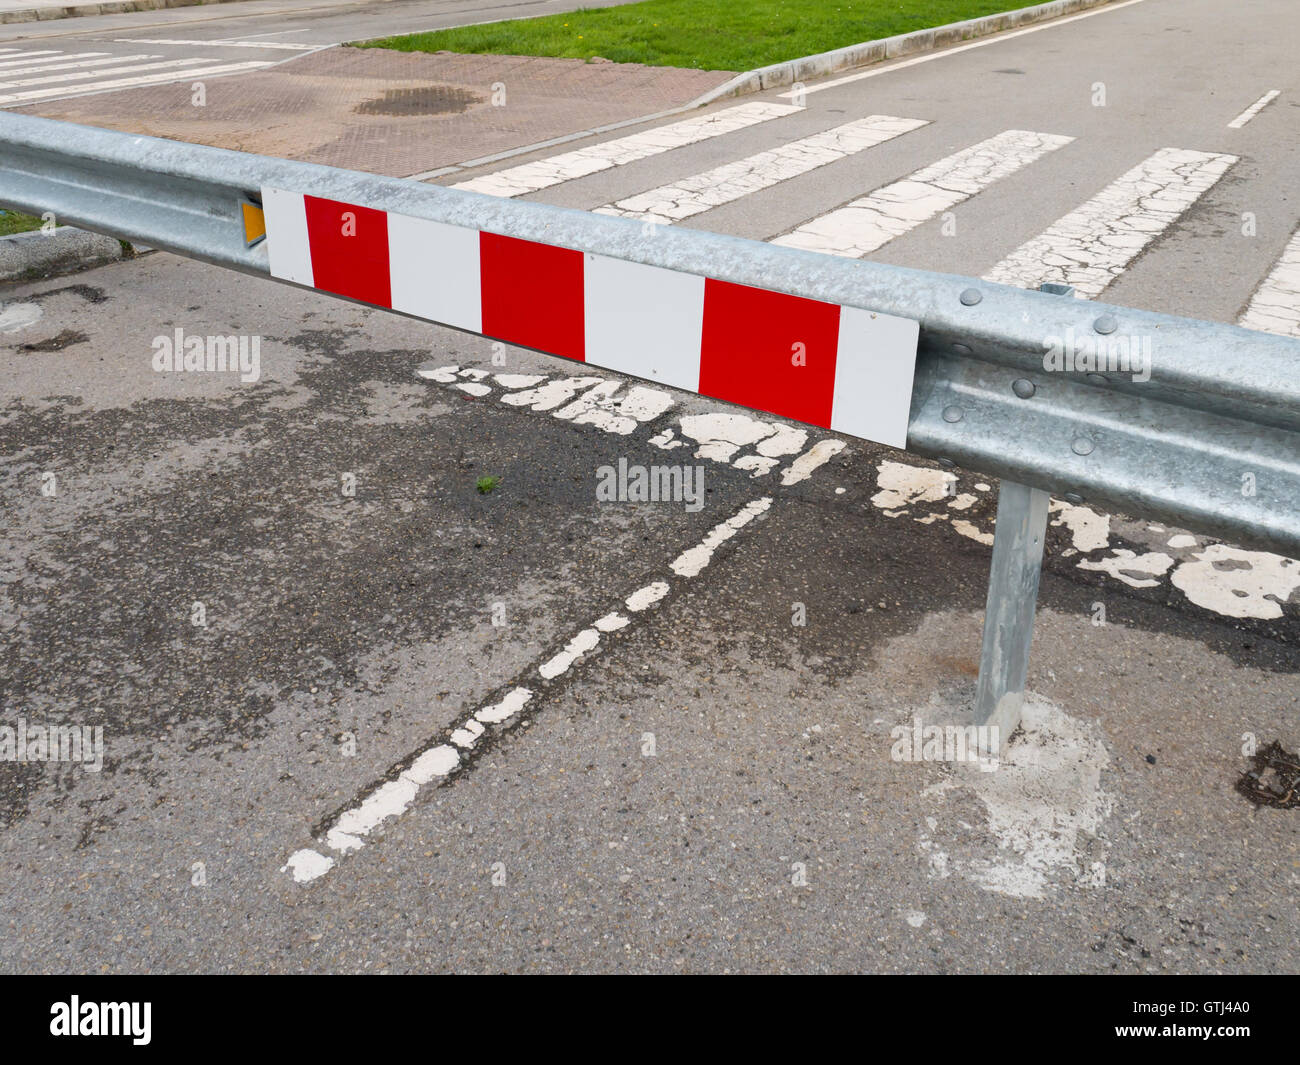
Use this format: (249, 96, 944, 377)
(973, 480, 1050, 746)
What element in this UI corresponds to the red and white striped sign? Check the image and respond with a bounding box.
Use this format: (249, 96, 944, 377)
(262, 188, 919, 448)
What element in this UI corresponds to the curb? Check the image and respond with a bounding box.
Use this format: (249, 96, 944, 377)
(0, 225, 139, 282)
(687, 0, 1121, 107)
(0, 0, 242, 26)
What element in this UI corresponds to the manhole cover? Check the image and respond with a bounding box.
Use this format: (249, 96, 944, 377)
(1236, 740, 1300, 808)
(355, 85, 483, 117)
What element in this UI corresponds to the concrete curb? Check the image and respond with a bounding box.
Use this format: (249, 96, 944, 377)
(0, 225, 137, 282)
(0, 0, 241, 26)
(685, 0, 1121, 107)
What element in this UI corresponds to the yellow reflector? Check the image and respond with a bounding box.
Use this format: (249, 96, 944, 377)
(242, 202, 266, 246)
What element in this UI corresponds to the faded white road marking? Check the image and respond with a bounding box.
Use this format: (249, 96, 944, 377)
(0, 51, 65, 67)
(0, 302, 44, 333)
(115, 37, 321, 50)
(1239, 225, 1300, 338)
(774, 129, 1071, 257)
(984, 148, 1237, 297)
(452, 101, 800, 198)
(1078, 549, 1174, 588)
(0, 57, 211, 90)
(780, 439, 845, 485)
(0, 60, 274, 105)
(0, 53, 119, 78)
(1227, 89, 1280, 129)
(595, 115, 928, 226)
(283, 496, 774, 882)
(779, 0, 1150, 98)
(1171, 545, 1300, 619)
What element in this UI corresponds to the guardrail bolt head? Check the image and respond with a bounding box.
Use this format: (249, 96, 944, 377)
(1093, 314, 1118, 335)
(937, 458, 956, 467)
(1071, 437, 1095, 456)
(1064, 492, 1084, 504)
(942, 405, 964, 423)
(1012, 379, 1035, 398)
(959, 288, 982, 306)
(952, 343, 973, 355)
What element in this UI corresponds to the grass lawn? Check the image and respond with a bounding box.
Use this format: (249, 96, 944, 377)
(355, 0, 1043, 72)
(0, 208, 44, 237)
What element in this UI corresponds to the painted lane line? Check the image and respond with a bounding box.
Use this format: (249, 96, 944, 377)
(0, 51, 65, 67)
(282, 495, 775, 883)
(772, 129, 1072, 257)
(0, 53, 114, 76)
(114, 37, 321, 50)
(0, 61, 274, 105)
(779, 0, 1151, 98)
(1227, 89, 1280, 129)
(983, 147, 1237, 298)
(0, 55, 163, 83)
(1239, 225, 1300, 338)
(451, 101, 801, 198)
(0, 57, 211, 90)
(263, 189, 920, 449)
(595, 115, 928, 225)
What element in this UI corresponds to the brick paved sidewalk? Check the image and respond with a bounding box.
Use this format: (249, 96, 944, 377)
(19, 47, 734, 177)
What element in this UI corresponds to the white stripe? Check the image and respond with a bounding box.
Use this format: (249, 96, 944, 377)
(387, 214, 482, 333)
(1239, 226, 1300, 337)
(0, 54, 160, 81)
(773, 129, 1072, 257)
(0, 60, 273, 104)
(1227, 89, 1280, 129)
(594, 115, 928, 225)
(452, 101, 800, 198)
(832, 307, 920, 450)
(114, 37, 319, 50)
(0, 51, 90, 70)
(780, 0, 1151, 98)
(262, 188, 314, 287)
(0, 57, 208, 90)
(585, 255, 705, 392)
(984, 148, 1237, 298)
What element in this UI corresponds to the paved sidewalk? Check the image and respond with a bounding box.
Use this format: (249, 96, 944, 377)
(17, 47, 732, 176)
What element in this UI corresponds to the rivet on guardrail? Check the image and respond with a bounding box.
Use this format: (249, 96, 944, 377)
(937, 458, 956, 468)
(953, 343, 973, 355)
(1087, 373, 1109, 384)
(1093, 314, 1118, 335)
(943, 405, 964, 423)
(959, 288, 982, 306)
(1012, 379, 1035, 399)
(1064, 492, 1084, 504)
(1071, 437, 1095, 456)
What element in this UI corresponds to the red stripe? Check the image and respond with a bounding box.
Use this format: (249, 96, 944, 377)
(303, 196, 392, 307)
(699, 279, 840, 428)
(480, 233, 585, 361)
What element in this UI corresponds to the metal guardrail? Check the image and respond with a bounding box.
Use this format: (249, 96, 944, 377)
(3, 111, 1298, 744)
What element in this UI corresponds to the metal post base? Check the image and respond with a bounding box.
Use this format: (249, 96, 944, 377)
(974, 480, 1050, 749)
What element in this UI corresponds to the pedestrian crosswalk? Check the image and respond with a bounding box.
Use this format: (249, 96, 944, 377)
(0, 46, 274, 107)
(446, 98, 1296, 337)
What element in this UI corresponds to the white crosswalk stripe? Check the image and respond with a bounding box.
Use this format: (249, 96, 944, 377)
(593, 115, 928, 225)
(983, 147, 1237, 298)
(452, 101, 801, 197)
(1239, 227, 1300, 337)
(771, 129, 1072, 257)
(0, 49, 275, 107)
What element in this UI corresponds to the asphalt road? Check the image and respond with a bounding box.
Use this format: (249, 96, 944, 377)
(1, 0, 1297, 973)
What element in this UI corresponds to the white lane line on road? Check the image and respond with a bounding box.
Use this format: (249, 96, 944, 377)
(0, 57, 208, 90)
(983, 147, 1237, 298)
(772, 129, 1072, 257)
(451, 101, 801, 197)
(114, 37, 321, 51)
(0, 51, 63, 66)
(1239, 225, 1300, 337)
(779, 0, 1151, 98)
(283, 495, 776, 883)
(593, 115, 928, 225)
(1227, 89, 1281, 128)
(0, 52, 105, 71)
(0, 60, 274, 105)
(0, 54, 161, 81)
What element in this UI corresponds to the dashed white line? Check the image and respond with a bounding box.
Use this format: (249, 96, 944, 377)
(983, 147, 1237, 298)
(772, 129, 1072, 257)
(114, 37, 322, 50)
(1227, 89, 1280, 129)
(594, 115, 928, 226)
(1239, 225, 1300, 337)
(451, 101, 801, 198)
